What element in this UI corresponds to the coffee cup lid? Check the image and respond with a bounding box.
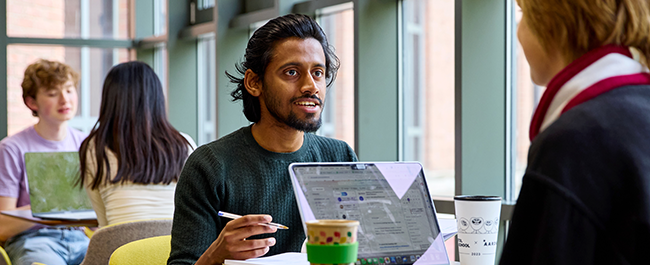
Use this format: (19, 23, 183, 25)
(454, 195, 501, 201)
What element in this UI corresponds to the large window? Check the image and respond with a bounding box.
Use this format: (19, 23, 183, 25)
(316, 3, 355, 149)
(6, 46, 130, 135)
(153, 0, 167, 93)
(197, 0, 215, 10)
(2, 0, 525, 209)
(402, 0, 455, 196)
(7, 0, 129, 40)
(5, 0, 132, 136)
(197, 34, 217, 146)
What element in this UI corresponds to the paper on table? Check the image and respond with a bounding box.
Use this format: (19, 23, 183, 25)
(439, 218, 458, 241)
(224, 252, 308, 265)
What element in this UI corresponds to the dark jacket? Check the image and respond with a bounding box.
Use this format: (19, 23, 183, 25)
(500, 85, 650, 265)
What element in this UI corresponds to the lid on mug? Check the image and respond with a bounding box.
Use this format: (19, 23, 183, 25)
(454, 195, 501, 201)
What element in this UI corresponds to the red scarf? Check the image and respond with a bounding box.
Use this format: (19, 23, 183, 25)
(529, 45, 650, 141)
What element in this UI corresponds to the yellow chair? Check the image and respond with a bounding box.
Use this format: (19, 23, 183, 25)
(108, 235, 171, 265)
(79, 219, 172, 265)
(0, 246, 11, 265)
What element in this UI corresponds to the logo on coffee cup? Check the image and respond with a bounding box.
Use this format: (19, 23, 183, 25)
(484, 217, 499, 233)
(457, 238, 471, 248)
(484, 219, 493, 231)
(483, 239, 496, 247)
(459, 217, 499, 234)
(469, 217, 484, 232)
(458, 218, 470, 232)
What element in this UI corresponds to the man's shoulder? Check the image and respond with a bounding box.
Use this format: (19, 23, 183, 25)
(304, 133, 356, 161)
(305, 133, 350, 149)
(183, 127, 250, 166)
(202, 127, 249, 153)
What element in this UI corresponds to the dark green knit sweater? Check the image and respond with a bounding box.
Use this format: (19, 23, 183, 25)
(168, 125, 357, 264)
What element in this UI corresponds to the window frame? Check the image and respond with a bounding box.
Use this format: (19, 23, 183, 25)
(313, 2, 354, 144)
(0, 0, 135, 137)
(196, 33, 217, 145)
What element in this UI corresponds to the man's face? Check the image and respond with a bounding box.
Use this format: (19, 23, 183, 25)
(259, 37, 327, 132)
(26, 79, 78, 123)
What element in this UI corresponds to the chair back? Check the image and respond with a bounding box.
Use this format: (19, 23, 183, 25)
(0, 246, 11, 265)
(108, 235, 171, 265)
(80, 219, 172, 265)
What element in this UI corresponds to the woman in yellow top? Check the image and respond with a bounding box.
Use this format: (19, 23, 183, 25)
(502, 0, 650, 264)
(78, 61, 195, 227)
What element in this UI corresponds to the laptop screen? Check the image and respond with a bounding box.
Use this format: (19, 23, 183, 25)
(289, 162, 449, 265)
(25, 152, 94, 215)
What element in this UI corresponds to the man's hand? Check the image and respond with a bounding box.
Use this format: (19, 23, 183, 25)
(196, 214, 278, 265)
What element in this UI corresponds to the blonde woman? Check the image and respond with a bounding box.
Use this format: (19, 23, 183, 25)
(502, 0, 650, 264)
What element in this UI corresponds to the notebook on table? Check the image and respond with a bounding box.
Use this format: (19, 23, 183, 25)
(25, 152, 97, 221)
(289, 162, 450, 265)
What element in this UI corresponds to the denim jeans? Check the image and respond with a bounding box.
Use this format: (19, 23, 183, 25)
(4, 227, 89, 265)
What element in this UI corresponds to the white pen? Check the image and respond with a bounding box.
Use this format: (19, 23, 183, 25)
(218, 211, 289, 230)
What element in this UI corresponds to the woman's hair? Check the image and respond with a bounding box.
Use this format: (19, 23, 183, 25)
(22, 59, 80, 116)
(226, 13, 340, 122)
(518, 0, 650, 67)
(79, 61, 190, 190)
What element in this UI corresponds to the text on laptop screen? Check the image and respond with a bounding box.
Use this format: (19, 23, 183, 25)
(290, 163, 448, 264)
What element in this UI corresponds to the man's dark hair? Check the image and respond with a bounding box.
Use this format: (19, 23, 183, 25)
(227, 13, 340, 122)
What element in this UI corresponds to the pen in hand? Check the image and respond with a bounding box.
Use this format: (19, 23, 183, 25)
(218, 211, 289, 230)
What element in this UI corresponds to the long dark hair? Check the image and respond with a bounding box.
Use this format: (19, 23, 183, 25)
(79, 61, 190, 189)
(226, 13, 340, 122)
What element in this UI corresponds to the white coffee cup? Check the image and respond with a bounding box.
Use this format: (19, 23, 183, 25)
(454, 195, 502, 265)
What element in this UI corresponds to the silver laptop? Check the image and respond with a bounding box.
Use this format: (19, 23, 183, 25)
(289, 162, 450, 265)
(25, 152, 97, 221)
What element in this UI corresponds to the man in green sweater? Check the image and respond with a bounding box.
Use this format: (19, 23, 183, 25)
(168, 14, 357, 265)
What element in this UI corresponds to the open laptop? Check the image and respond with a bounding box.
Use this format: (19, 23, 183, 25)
(289, 162, 450, 265)
(25, 152, 97, 221)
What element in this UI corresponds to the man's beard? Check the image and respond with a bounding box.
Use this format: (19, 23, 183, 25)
(263, 85, 323, 133)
